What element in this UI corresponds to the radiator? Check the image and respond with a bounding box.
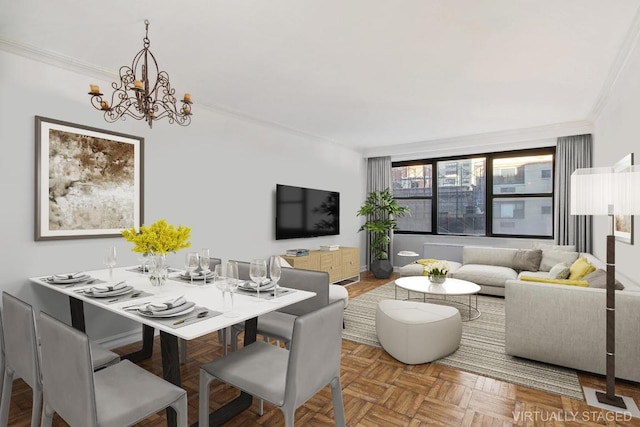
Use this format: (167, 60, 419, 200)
(423, 243, 464, 262)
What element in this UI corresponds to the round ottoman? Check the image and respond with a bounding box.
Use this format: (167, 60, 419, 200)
(376, 299, 462, 364)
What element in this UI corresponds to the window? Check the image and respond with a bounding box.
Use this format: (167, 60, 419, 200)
(392, 148, 554, 238)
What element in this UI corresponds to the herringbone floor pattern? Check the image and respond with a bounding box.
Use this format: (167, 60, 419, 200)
(7, 272, 640, 426)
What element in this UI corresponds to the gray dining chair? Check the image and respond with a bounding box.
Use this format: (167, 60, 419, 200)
(199, 300, 345, 427)
(38, 311, 188, 427)
(230, 260, 330, 351)
(0, 292, 121, 427)
(0, 306, 5, 403)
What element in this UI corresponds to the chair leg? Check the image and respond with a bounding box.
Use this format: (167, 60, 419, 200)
(282, 405, 295, 427)
(171, 394, 189, 427)
(199, 369, 213, 426)
(31, 386, 42, 427)
(330, 376, 346, 427)
(0, 369, 15, 427)
(40, 403, 54, 427)
(258, 398, 264, 416)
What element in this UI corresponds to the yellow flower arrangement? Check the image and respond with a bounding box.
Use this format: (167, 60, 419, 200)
(121, 219, 191, 255)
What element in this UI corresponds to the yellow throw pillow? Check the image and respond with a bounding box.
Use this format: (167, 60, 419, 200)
(413, 259, 441, 276)
(568, 257, 596, 280)
(519, 275, 589, 287)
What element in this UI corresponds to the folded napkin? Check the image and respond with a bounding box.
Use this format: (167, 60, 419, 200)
(144, 296, 187, 312)
(242, 278, 272, 289)
(89, 282, 127, 293)
(54, 271, 85, 280)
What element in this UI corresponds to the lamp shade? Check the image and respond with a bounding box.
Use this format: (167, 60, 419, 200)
(571, 165, 640, 216)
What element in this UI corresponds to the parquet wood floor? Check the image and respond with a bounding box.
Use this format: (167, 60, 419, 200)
(7, 272, 640, 426)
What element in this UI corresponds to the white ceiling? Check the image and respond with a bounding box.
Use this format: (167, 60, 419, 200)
(2, 0, 640, 153)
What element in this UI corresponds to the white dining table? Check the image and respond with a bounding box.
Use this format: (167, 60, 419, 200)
(30, 265, 316, 427)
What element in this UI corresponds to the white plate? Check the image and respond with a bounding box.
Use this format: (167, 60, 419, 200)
(83, 286, 134, 298)
(180, 272, 215, 280)
(136, 305, 195, 318)
(238, 282, 275, 292)
(46, 274, 91, 284)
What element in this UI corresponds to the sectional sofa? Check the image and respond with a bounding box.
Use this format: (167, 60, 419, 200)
(399, 244, 640, 382)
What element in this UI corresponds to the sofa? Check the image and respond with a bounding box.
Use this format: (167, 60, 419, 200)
(399, 244, 640, 382)
(400, 244, 602, 296)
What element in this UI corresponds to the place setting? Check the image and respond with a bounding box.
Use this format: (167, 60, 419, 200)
(41, 271, 103, 288)
(74, 281, 152, 304)
(123, 295, 221, 328)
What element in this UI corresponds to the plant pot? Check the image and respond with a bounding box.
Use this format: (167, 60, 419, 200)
(371, 259, 393, 279)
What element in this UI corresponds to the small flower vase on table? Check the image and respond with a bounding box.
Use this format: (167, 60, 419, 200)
(428, 274, 447, 284)
(149, 253, 168, 286)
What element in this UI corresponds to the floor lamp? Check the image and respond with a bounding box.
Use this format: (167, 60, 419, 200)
(570, 164, 640, 412)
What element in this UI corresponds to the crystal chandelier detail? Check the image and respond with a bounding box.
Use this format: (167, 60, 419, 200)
(88, 20, 192, 129)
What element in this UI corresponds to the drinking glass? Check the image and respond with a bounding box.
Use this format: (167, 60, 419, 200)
(213, 264, 228, 311)
(200, 248, 210, 285)
(184, 252, 200, 285)
(269, 255, 282, 302)
(224, 261, 240, 317)
(249, 259, 267, 301)
(103, 247, 117, 281)
(137, 253, 149, 274)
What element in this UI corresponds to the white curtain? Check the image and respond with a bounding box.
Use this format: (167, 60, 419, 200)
(365, 157, 392, 266)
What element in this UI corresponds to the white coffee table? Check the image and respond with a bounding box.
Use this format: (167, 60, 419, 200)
(394, 276, 481, 321)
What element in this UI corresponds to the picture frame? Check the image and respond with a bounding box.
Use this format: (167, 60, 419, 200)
(35, 116, 144, 240)
(613, 153, 634, 245)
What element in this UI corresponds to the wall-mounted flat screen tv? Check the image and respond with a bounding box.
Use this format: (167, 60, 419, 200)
(275, 184, 340, 240)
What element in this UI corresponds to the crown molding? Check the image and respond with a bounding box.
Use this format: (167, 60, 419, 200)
(363, 120, 593, 161)
(0, 37, 342, 148)
(588, 7, 640, 122)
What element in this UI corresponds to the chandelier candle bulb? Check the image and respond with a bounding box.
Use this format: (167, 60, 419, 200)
(183, 93, 191, 103)
(90, 84, 100, 94)
(134, 80, 143, 89)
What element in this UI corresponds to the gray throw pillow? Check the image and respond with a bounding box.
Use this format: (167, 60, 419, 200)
(548, 262, 570, 279)
(513, 249, 543, 272)
(539, 250, 579, 272)
(583, 269, 625, 290)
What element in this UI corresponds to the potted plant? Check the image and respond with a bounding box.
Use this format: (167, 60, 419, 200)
(357, 188, 410, 279)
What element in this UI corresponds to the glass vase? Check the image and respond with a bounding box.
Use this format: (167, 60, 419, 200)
(149, 253, 168, 286)
(428, 274, 447, 284)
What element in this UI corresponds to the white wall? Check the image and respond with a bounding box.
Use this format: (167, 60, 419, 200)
(592, 36, 640, 287)
(0, 50, 367, 342)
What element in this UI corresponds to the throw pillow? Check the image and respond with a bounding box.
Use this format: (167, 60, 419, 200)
(568, 256, 596, 280)
(583, 269, 625, 290)
(548, 262, 570, 279)
(539, 250, 579, 272)
(513, 249, 543, 272)
(519, 275, 589, 287)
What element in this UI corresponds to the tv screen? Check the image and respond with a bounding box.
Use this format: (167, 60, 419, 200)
(276, 184, 340, 240)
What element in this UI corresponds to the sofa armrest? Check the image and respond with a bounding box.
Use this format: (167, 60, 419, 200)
(505, 279, 640, 382)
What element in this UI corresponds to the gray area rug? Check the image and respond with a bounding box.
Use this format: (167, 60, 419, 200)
(342, 281, 584, 400)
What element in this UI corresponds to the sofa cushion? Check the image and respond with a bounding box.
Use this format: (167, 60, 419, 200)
(568, 256, 596, 280)
(462, 247, 518, 268)
(582, 269, 625, 290)
(517, 270, 551, 279)
(519, 275, 589, 287)
(512, 249, 542, 272)
(533, 243, 577, 252)
(539, 250, 579, 272)
(452, 264, 517, 287)
(548, 262, 570, 279)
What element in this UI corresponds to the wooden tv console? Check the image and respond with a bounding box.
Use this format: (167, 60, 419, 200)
(282, 246, 360, 284)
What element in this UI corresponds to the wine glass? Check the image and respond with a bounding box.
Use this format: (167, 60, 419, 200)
(137, 253, 149, 274)
(213, 264, 228, 311)
(249, 259, 267, 301)
(269, 255, 282, 302)
(103, 247, 117, 281)
(200, 248, 210, 285)
(225, 261, 240, 317)
(184, 252, 200, 285)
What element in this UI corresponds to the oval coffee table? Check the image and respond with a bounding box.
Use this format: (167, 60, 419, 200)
(394, 276, 481, 321)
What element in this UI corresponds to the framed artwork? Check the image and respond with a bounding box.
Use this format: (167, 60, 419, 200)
(35, 116, 144, 240)
(613, 153, 634, 245)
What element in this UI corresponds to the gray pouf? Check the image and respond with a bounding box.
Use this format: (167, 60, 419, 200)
(375, 299, 461, 364)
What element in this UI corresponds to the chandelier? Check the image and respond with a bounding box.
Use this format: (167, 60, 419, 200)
(88, 20, 192, 129)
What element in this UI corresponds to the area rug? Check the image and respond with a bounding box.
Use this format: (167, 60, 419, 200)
(342, 281, 584, 400)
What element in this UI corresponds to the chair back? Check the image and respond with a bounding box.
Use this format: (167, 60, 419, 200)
(210, 257, 222, 270)
(1, 292, 41, 390)
(0, 306, 4, 400)
(38, 311, 98, 426)
(233, 260, 330, 316)
(285, 300, 343, 408)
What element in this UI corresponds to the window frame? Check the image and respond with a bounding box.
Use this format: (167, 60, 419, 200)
(392, 147, 555, 239)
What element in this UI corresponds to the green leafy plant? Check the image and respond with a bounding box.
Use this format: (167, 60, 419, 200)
(357, 188, 410, 261)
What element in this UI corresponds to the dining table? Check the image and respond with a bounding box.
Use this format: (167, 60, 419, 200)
(30, 265, 316, 427)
